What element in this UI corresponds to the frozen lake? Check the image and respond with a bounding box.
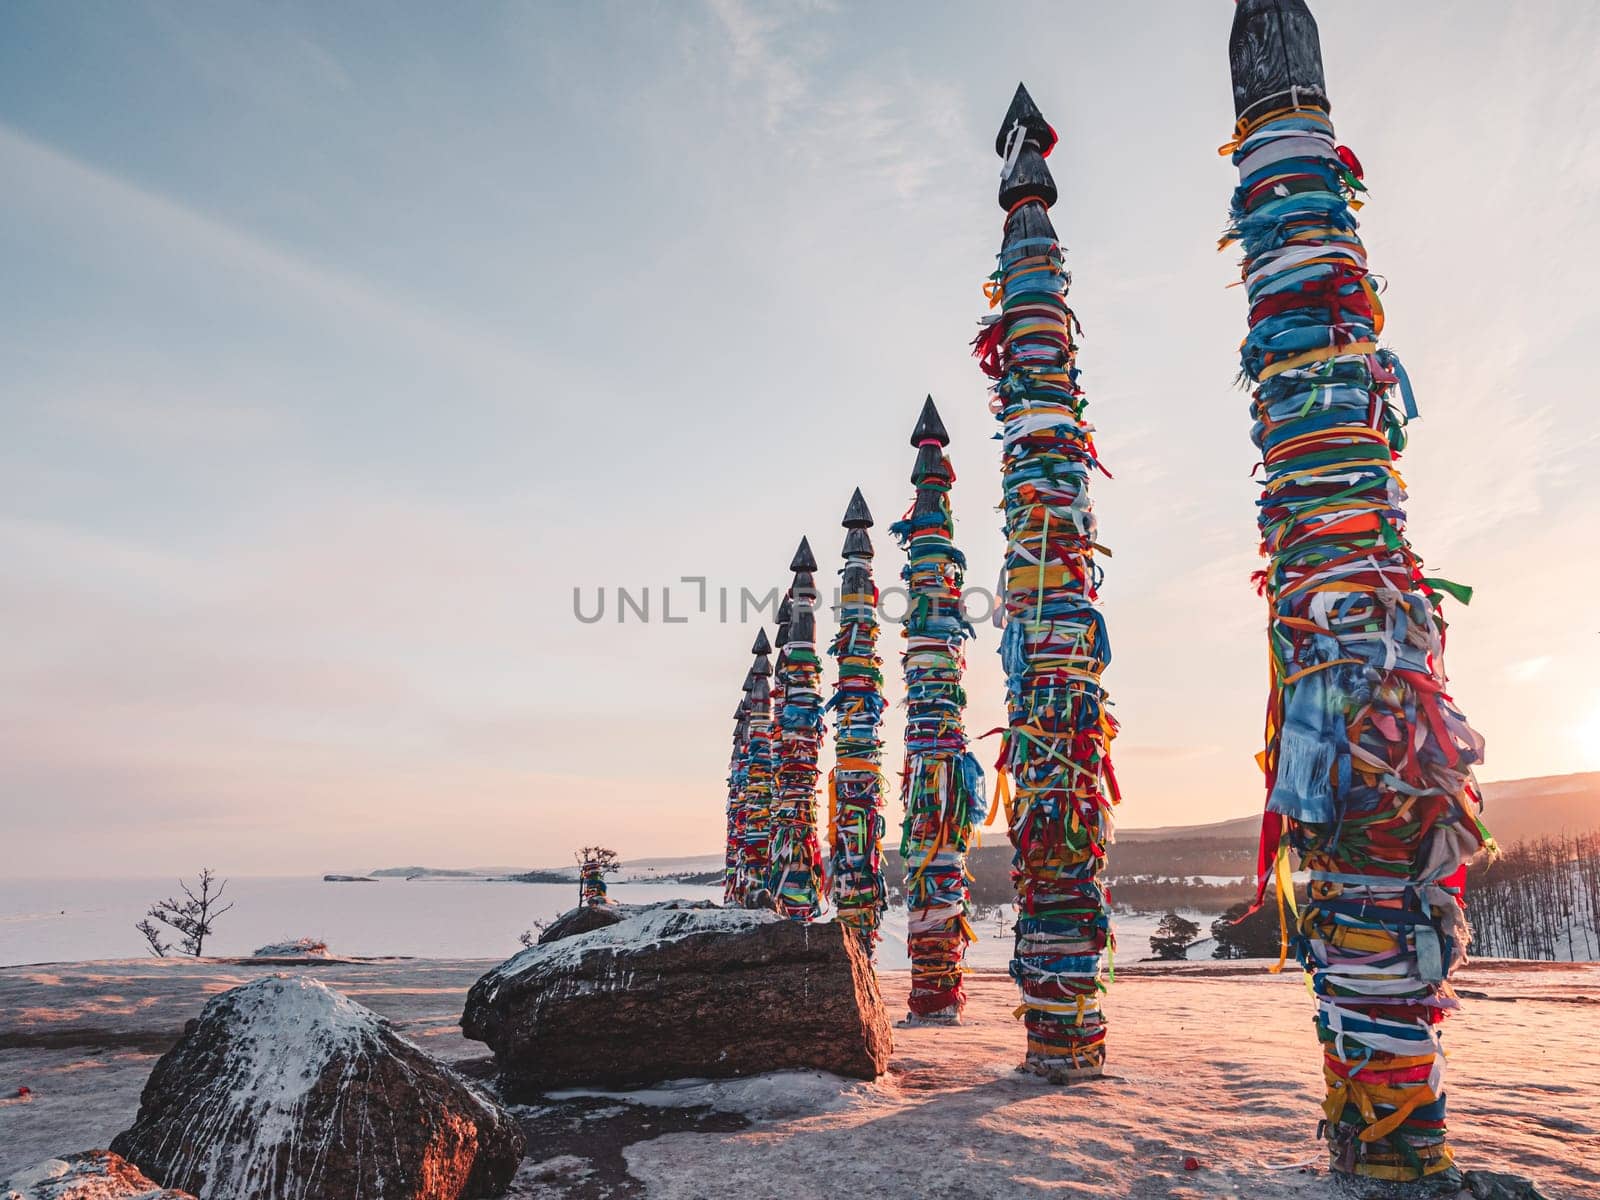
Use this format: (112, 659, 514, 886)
(0, 875, 1192, 968)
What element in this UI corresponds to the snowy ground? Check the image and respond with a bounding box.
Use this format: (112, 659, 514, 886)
(1, 957, 1594, 1198)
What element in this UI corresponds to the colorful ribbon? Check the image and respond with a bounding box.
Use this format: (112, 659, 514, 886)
(726, 697, 749, 903)
(579, 855, 609, 907)
(727, 632, 772, 905)
(893, 399, 984, 1020)
(825, 490, 888, 953)
(769, 543, 826, 920)
(737, 636, 777, 906)
(1222, 92, 1488, 1181)
(977, 85, 1119, 1079)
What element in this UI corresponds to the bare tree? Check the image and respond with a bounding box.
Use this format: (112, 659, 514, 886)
(1469, 833, 1600, 961)
(575, 846, 621, 873)
(136, 918, 170, 958)
(137, 868, 235, 958)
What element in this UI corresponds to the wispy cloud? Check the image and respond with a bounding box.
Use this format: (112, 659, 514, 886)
(0, 123, 545, 390)
(704, 0, 812, 128)
(700, 0, 967, 203)
(151, 8, 354, 103)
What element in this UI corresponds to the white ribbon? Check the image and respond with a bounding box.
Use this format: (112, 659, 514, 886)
(1001, 119, 1026, 180)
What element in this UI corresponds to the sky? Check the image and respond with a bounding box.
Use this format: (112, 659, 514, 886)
(3, 1, 1598, 878)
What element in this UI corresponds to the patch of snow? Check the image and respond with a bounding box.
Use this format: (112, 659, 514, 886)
(1, 1154, 181, 1199)
(249, 938, 330, 959)
(545, 1069, 887, 1121)
(2, 1159, 75, 1199)
(478, 902, 780, 995)
(141, 976, 386, 1197)
(520, 1155, 593, 1182)
(505, 1154, 596, 1200)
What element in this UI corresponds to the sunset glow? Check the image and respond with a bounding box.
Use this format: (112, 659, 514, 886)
(2, 2, 1598, 876)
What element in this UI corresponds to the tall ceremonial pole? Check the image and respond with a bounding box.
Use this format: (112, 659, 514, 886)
(974, 85, 1120, 1080)
(826, 489, 889, 952)
(892, 397, 984, 1024)
(578, 852, 609, 907)
(725, 679, 753, 903)
(769, 539, 827, 920)
(1224, 1, 1487, 1182)
(738, 630, 775, 907)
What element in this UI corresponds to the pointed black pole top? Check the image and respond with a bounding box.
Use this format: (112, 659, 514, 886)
(775, 591, 792, 650)
(789, 536, 817, 573)
(842, 487, 873, 529)
(910, 395, 950, 447)
(995, 82, 1057, 157)
(1229, 0, 1329, 120)
(741, 666, 756, 692)
(750, 628, 771, 656)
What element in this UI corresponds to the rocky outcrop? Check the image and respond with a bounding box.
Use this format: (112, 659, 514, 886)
(536, 904, 625, 944)
(110, 976, 524, 1200)
(1, 1151, 195, 1199)
(462, 901, 892, 1089)
(1463, 1171, 1551, 1200)
(249, 938, 330, 958)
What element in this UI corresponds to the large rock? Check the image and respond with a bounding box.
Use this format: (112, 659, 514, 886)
(1, 1151, 195, 1199)
(249, 937, 330, 959)
(110, 976, 524, 1200)
(462, 901, 892, 1089)
(536, 904, 625, 944)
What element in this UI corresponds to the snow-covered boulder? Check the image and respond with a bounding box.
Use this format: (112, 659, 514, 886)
(535, 904, 626, 944)
(249, 938, 330, 959)
(1463, 1170, 1553, 1200)
(109, 976, 524, 1200)
(461, 901, 892, 1090)
(1, 1150, 195, 1199)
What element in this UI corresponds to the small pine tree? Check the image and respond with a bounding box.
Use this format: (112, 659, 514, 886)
(1211, 901, 1284, 959)
(1149, 911, 1201, 960)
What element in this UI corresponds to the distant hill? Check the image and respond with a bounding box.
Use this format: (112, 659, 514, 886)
(1118, 815, 1258, 844)
(621, 854, 726, 871)
(355, 773, 1597, 892)
(1478, 772, 1600, 844)
(1109, 772, 1600, 849)
(362, 853, 727, 883)
(942, 771, 1600, 912)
